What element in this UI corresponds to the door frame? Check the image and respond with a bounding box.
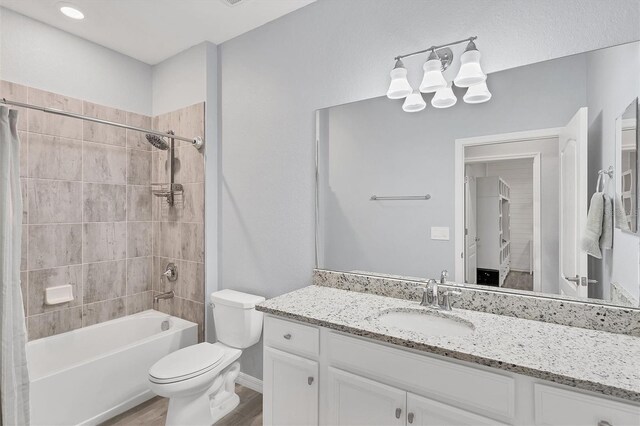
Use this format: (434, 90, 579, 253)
(455, 127, 562, 292)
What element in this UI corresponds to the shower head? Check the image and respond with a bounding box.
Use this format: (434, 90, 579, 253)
(145, 134, 169, 150)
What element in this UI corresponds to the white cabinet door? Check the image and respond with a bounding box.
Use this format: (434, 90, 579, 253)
(263, 347, 318, 426)
(327, 367, 406, 426)
(406, 392, 509, 426)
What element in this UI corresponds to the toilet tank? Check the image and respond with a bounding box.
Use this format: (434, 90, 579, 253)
(211, 290, 266, 349)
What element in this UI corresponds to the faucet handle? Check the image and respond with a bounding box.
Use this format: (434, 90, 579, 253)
(439, 290, 461, 311)
(440, 269, 449, 284)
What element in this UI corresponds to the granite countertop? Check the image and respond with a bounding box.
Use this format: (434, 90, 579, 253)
(256, 285, 640, 403)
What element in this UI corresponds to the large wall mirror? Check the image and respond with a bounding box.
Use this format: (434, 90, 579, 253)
(316, 40, 640, 309)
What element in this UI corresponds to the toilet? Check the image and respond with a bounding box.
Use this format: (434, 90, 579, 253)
(148, 289, 265, 426)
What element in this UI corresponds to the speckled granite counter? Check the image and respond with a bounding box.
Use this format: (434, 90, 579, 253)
(256, 285, 640, 403)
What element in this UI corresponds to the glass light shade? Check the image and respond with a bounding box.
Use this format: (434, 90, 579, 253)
(463, 81, 492, 104)
(454, 49, 486, 88)
(419, 58, 447, 93)
(402, 90, 426, 113)
(431, 83, 457, 108)
(387, 67, 412, 99)
(59, 4, 85, 19)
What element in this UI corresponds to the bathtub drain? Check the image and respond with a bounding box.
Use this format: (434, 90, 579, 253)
(161, 320, 170, 331)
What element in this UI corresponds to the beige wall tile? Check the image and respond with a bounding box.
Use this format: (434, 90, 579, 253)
(82, 297, 126, 327)
(126, 112, 152, 151)
(83, 222, 126, 263)
(28, 306, 82, 340)
(180, 183, 204, 223)
(175, 260, 204, 302)
(83, 183, 126, 222)
(153, 221, 181, 259)
(83, 260, 126, 304)
(82, 101, 126, 146)
(28, 224, 82, 269)
(28, 134, 82, 181)
(28, 88, 82, 139)
(1, 80, 28, 131)
(127, 149, 151, 185)
(152, 256, 174, 293)
(180, 222, 204, 262)
(28, 179, 82, 224)
(127, 257, 152, 295)
(127, 185, 152, 221)
(126, 292, 153, 314)
(21, 179, 27, 223)
(127, 221, 152, 258)
(174, 145, 204, 184)
(83, 142, 127, 184)
(28, 265, 82, 315)
(21, 225, 27, 271)
(176, 297, 205, 342)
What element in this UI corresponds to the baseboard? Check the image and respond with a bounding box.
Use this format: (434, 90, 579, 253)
(236, 372, 263, 394)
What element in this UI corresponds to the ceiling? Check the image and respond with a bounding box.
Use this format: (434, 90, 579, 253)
(0, 0, 316, 64)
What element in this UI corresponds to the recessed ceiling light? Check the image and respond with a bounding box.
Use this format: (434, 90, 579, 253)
(58, 3, 84, 20)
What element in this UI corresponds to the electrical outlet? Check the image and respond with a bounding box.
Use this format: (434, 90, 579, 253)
(431, 227, 450, 240)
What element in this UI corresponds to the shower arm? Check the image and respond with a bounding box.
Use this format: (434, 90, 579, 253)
(0, 97, 204, 150)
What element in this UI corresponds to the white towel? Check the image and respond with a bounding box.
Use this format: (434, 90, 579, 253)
(600, 194, 613, 250)
(582, 192, 604, 258)
(615, 195, 631, 232)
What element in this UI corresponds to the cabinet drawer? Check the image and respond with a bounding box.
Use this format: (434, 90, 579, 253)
(264, 316, 319, 358)
(327, 331, 515, 420)
(534, 384, 640, 426)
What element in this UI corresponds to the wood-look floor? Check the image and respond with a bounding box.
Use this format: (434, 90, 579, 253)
(101, 384, 262, 426)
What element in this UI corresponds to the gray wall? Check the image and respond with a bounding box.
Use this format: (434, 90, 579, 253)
(318, 54, 584, 289)
(219, 0, 640, 379)
(586, 42, 640, 302)
(0, 8, 152, 115)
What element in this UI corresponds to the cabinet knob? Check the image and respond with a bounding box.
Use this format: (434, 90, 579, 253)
(395, 408, 402, 419)
(308, 376, 314, 385)
(283, 333, 292, 340)
(408, 412, 414, 424)
(598, 421, 613, 426)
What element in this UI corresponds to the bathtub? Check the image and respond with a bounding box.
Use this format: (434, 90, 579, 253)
(27, 310, 197, 426)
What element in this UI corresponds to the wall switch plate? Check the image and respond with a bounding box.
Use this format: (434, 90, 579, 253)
(431, 227, 450, 240)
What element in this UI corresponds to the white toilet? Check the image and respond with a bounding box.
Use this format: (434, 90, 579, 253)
(148, 289, 265, 426)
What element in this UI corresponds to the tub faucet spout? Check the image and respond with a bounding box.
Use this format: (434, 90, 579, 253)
(154, 291, 174, 305)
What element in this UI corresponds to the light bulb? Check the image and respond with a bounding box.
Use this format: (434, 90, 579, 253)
(386, 59, 412, 99)
(431, 83, 457, 108)
(402, 90, 426, 113)
(454, 41, 486, 88)
(59, 3, 85, 20)
(419, 50, 447, 93)
(463, 81, 492, 104)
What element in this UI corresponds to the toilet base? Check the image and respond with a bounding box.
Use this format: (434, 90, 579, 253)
(165, 362, 241, 426)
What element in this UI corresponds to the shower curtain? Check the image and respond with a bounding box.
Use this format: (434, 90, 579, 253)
(0, 106, 29, 425)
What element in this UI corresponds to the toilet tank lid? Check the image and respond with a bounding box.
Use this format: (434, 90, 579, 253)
(211, 289, 266, 309)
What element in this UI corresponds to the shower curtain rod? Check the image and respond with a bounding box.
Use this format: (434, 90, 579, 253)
(0, 97, 204, 150)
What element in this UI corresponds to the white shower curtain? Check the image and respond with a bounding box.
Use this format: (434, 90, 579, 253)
(0, 106, 30, 425)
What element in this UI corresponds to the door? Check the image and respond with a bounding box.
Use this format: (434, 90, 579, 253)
(464, 176, 478, 284)
(263, 347, 318, 426)
(406, 393, 508, 426)
(559, 107, 589, 298)
(327, 367, 406, 426)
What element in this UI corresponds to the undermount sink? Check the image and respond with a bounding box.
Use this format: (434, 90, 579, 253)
(373, 309, 475, 337)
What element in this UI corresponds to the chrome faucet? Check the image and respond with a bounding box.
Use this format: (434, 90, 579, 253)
(440, 270, 448, 284)
(420, 280, 461, 311)
(153, 290, 174, 306)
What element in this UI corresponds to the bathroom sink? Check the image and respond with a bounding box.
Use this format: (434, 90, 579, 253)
(373, 309, 474, 337)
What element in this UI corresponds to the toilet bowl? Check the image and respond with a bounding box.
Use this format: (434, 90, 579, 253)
(148, 290, 265, 426)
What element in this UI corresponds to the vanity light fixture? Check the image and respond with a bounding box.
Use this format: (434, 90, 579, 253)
(463, 81, 492, 104)
(402, 90, 427, 112)
(386, 59, 413, 99)
(388, 36, 488, 112)
(431, 83, 457, 108)
(58, 3, 85, 20)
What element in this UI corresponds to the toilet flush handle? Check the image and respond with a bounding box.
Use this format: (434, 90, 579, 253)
(283, 333, 292, 340)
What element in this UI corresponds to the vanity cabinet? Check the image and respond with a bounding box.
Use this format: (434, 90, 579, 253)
(263, 315, 640, 426)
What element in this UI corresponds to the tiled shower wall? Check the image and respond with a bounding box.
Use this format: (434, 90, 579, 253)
(1, 80, 205, 341)
(152, 104, 206, 341)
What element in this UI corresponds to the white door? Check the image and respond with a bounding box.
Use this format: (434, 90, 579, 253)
(559, 107, 589, 298)
(406, 393, 508, 426)
(464, 176, 478, 284)
(263, 347, 318, 426)
(327, 367, 406, 426)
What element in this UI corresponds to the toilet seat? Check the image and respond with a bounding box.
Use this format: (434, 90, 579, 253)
(149, 343, 226, 384)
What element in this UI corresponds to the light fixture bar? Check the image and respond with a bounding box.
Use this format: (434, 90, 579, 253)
(394, 36, 477, 61)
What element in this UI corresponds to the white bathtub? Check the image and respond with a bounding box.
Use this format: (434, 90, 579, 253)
(27, 310, 197, 425)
